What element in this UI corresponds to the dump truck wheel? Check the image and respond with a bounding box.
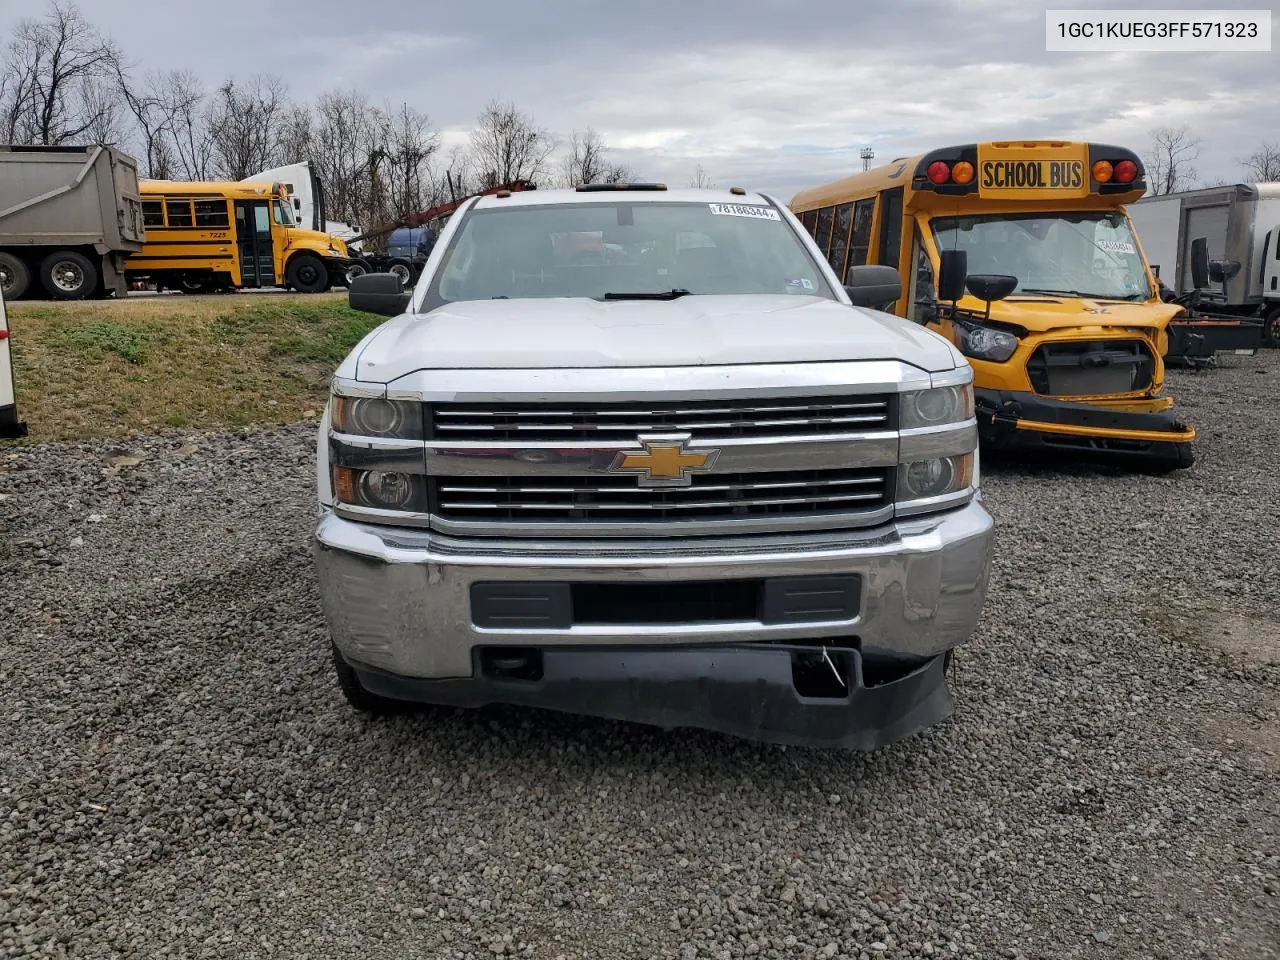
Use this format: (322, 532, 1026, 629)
(287, 254, 329, 293)
(39, 251, 98, 300)
(0, 253, 30, 300)
(387, 259, 413, 288)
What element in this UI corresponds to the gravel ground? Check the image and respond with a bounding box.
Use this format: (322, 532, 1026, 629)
(1, 357, 1277, 960)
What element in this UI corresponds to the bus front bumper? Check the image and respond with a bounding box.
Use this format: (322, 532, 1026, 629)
(975, 388, 1196, 468)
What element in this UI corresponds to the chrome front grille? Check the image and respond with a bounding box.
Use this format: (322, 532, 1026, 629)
(432, 468, 893, 531)
(429, 394, 894, 442)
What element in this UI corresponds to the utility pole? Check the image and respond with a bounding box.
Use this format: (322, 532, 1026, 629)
(861, 147, 874, 172)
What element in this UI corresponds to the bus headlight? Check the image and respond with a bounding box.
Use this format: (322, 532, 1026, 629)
(900, 383, 974, 430)
(955, 319, 1018, 362)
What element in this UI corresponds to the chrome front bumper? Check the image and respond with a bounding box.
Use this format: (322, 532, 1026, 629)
(312, 498, 994, 680)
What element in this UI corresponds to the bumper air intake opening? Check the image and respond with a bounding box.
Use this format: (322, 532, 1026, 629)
(788, 643, 857, 699)
(479, 646, 544, 683)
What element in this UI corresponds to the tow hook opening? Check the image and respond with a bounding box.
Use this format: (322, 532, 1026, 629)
(480, 646, 544, 683)
(790, 644, 856, 699)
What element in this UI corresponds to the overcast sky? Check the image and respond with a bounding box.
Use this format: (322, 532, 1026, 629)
(1, 0, 1276, 199)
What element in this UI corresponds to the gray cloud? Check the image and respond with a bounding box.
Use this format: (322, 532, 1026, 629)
(1, 0, 1275, 198)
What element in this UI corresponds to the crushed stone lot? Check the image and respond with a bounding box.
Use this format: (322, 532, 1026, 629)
(1, 357, 1277, 960)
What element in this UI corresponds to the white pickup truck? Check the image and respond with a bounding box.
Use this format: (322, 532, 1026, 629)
(0, 285, 25, 439)
(312, 184, 994, 750)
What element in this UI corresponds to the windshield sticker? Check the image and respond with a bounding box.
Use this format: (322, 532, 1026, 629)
(1097, 239, 1136, 254)
(785, 277, 816, 290)
(708, 203, 781, 221)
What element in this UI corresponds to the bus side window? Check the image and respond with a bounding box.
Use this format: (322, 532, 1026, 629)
(165, 199, 193, 228)
(814, 206, 835, 256)
(142, 201, 165, 227)
(911, 231, 936, 325)
(847, 199, 874, 270)
(828, 203, 852, 280)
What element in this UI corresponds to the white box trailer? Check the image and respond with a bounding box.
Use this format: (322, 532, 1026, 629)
(0, 144, 145, 300)
(0, 283, 24, 438)
(1129, 182, 1280, 344)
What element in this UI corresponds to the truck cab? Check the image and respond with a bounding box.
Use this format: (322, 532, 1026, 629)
(310, 184, 995, 750)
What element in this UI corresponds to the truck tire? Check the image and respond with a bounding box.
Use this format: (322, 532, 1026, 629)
(330, 643, 414, 715)
(0, 252, 30, 300)
(39, 250, 98, 300)
(387, 259, 413, 288)
(345, 259, 371, 286)
(287, 253, 329, 293)
(1264, 307, 1280, 348)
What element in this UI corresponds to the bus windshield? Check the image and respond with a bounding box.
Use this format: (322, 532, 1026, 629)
(930, 211, 1152, 301)
(424, 200, 835, 306)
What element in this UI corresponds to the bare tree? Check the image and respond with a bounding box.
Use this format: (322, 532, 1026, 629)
(206, 74, 291, 179)
(1145, 126, 1201, 196)
(468, 99, 556, 187)
(560, 127, 633, 186)
(116, 68, 208, 178)
(689, 164, 715, 188)
(1242, 141, 1280, 182)
(377, 102, 441, 218)
(0, 0, 124, 145)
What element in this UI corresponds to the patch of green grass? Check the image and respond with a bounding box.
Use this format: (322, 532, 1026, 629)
(48, 320, 155, 363)
(3, 292, 380, 442)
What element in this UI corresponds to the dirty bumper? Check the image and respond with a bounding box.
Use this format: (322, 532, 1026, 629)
(975, 388, 1196, 466)
(342, 642, 954, 750)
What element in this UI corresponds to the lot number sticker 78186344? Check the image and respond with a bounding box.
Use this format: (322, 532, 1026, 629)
(708, 203, 781, 220)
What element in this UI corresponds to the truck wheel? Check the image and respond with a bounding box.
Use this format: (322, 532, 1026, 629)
(387, 259, 413, 288)
(1264, 307, 1280, 348)
(287, 254, 329, 293)
(0, 253, 30, 299)
(39, 251, 98, 300)
(345, 259, 371, 285)
(330, 643, 414, 715)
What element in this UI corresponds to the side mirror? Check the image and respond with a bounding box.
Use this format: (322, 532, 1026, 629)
(963, 274, 1019, 320)
(843, 264, 901, 311)
(349, 272, 411, 316)
(1208, 259, 1241, 284)
(937, 249, 967, 302)
(1190, 237, 1210, 290)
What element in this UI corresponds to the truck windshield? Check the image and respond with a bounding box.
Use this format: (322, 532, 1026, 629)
(930, 211, 1153, 301)
(423, 200, 834, 306)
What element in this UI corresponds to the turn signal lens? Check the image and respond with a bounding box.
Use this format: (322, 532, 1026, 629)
(1092, 160, 1114, 183)
(926, 161, 951, 184)
(1114, 160, 1138, 183)
(951, 161, 975, 185)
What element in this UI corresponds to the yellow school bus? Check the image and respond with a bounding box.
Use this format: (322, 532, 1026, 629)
(790, 140, 1197, 470)
(126, 179, 353, 294)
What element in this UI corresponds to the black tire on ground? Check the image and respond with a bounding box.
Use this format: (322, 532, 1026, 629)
(0, 252, 30, 300)
(1264, 306, 1280, 348)
(387, 259, 413, 288)
(39, 250, 98, 300)
(345, 259, 371, 285)
(287, 253, 330, 293)
(330, 643, 414, 715)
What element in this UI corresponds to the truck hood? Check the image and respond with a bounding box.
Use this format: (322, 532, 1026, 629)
(982, 294, 1184, 334)
(353, 295, 961, 379)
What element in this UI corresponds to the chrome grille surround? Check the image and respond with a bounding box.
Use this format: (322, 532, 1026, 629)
(328, 360, 978, 538)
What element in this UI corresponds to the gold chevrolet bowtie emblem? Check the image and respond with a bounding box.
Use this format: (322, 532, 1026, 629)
(609, 434, 719, 487)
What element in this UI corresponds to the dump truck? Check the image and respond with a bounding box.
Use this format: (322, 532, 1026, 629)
(0, 144, 145, 300)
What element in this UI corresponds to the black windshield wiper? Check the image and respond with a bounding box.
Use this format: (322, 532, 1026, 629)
(601, 288, 692, 300)
(1020, 288, 1143, 301)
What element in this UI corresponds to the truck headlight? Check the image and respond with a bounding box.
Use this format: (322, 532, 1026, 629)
(333, 466, 428, 513)
(331, 396, 424, 440)
(899, 383, 974, 430)
(955, 319, 1018, 362)
(897, 453, 974, 501)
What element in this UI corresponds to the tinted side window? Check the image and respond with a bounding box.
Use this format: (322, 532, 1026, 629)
(165, 199, 193, 227)
(194, 200, 229, 227)
(847, 199, 874, 269)
(142, 201, 165, 227)
(828, 203, 852, 281)
(814, 206, 834, 256)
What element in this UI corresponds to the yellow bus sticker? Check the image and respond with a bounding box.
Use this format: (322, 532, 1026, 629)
(979, 159, 1085, 191)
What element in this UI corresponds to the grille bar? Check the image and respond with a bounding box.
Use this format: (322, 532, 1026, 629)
(432, 468, 892, 526)
(430, 396, 894, 441)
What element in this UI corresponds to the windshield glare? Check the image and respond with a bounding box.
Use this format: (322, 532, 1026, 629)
(930, 212, 1152, 301)
(425, 201, 833, 305)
